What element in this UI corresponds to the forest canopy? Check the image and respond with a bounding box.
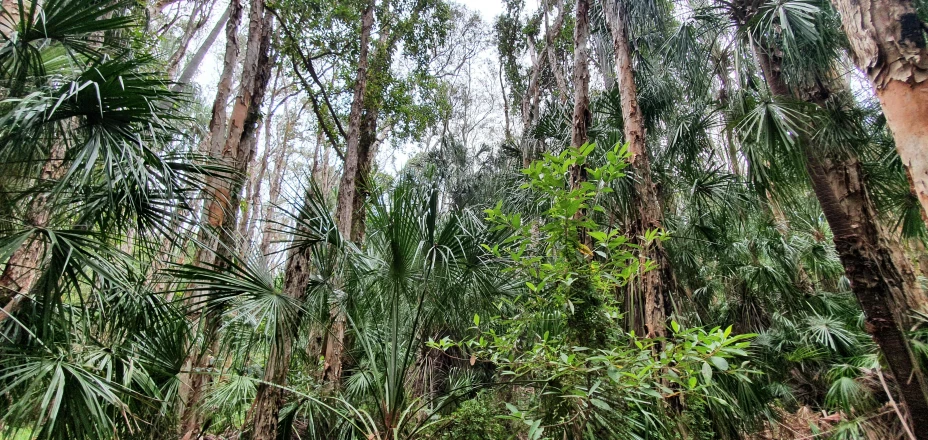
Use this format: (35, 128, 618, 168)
(2, 0, 928, 439)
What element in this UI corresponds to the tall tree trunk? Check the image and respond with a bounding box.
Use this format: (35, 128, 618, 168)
(246, 200, 313, 440)
(569, 0, 591, 223)
(179, 2, 243, 432)
(239, 70, 282, 247)
(570, 0, 590, 151)
(181, 1, 274, 437)
(173, 4, 231, 91)
(752, 43, 928, 440)
(321, 0, 375, 389)
(0, 131, 68, 321)
(830, 0, 928, 221)
(258, 102, 303, 257)
(604, 0, 669, 339)
(545, 0, 569, 103)
(165, 0, 209, 79)
(520, 35, 544, 167)
(499, 63, 512, 141)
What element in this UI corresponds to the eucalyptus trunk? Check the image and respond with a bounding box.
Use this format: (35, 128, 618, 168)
(830, 0, 928, 221)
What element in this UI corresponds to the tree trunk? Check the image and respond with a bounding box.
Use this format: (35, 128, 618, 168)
(752, 42, 928, 440)
(165, 0, 209, 79)
(544, 0, 569, 103)
(258, 102, 303, 257)
(830, 0, 928, 222)
(323, 0, 375, 388)
(239, 71, 282, 248)
(570, 0, 590, 151)
(179, 2, 243, 432)
(604, 0, 669, 339)
(246, 211, 313, 440)
(520, 35, 544, 167)
(173, 5, 231, 91)
(181, 1, 274, 436)
(0, 130, 68, 321)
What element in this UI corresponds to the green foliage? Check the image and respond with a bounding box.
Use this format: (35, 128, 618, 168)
(426, 392, 508, 440)
(433, 145, 758, 439)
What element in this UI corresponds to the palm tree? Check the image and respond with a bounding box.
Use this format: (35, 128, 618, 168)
(0, 1, 206, 438)
(719, 0, 928, 434)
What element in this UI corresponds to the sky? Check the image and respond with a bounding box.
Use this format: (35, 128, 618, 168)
(457, 0, 504, 19)
(188, 0, 515, 177)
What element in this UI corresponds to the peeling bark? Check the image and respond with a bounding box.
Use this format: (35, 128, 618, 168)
(604, 0, 669, 339)
(752, 39, 928, 439)
(570, 0, 590, 151)
(831, 0, 928, 221)
(324, 0, 375, 388)
(181, 1, 274, 436)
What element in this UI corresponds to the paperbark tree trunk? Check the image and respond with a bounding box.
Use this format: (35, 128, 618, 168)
(753, 42, 928, 440)
(544, 0, 569, 103)
(239, 70, 282, 248)
(830, 0, 928, 222)
(604, 0, 669, 339)
(570, 0, 590, 152)
(258, 102, 303, 257)
(245, 200, 313, 440)
(322, 0, 375, 388)
(181, 1, 274, 437)
(520, 35, 544, 167)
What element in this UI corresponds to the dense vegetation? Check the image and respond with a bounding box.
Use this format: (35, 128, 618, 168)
(1, 0, 928, 439)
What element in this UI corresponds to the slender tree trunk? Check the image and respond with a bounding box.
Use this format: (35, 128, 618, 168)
(334, 1, 374, 242)
(570, 0, 590, 151)
(324, 0, 411, 386)
(604, 0, 669, 339)
(830, 0, 928, 222)
(753, 42, 928, 439)
(258, 103, 302, 257)
(520, 36, 544, 167)
(499, 64, 513, 141)
(239, 70, 281, 247)
(173, 5, 231, 91)
(246, 205, 313, 440)
(323, 0, 375, 388)
(181, 2, 274, 437)
(544, 0, 569, 103)
(165, 0, 209, 79)
(179, 1, 243, 431)
(0, 131, 68, 321)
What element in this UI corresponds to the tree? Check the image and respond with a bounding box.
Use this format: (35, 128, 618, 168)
(724, 0, 928, 434)
(0, 1, 206, 438)
(829, 0, 928, 221)
(179, 0, 275, 435)
(603, 0, 670, 338)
